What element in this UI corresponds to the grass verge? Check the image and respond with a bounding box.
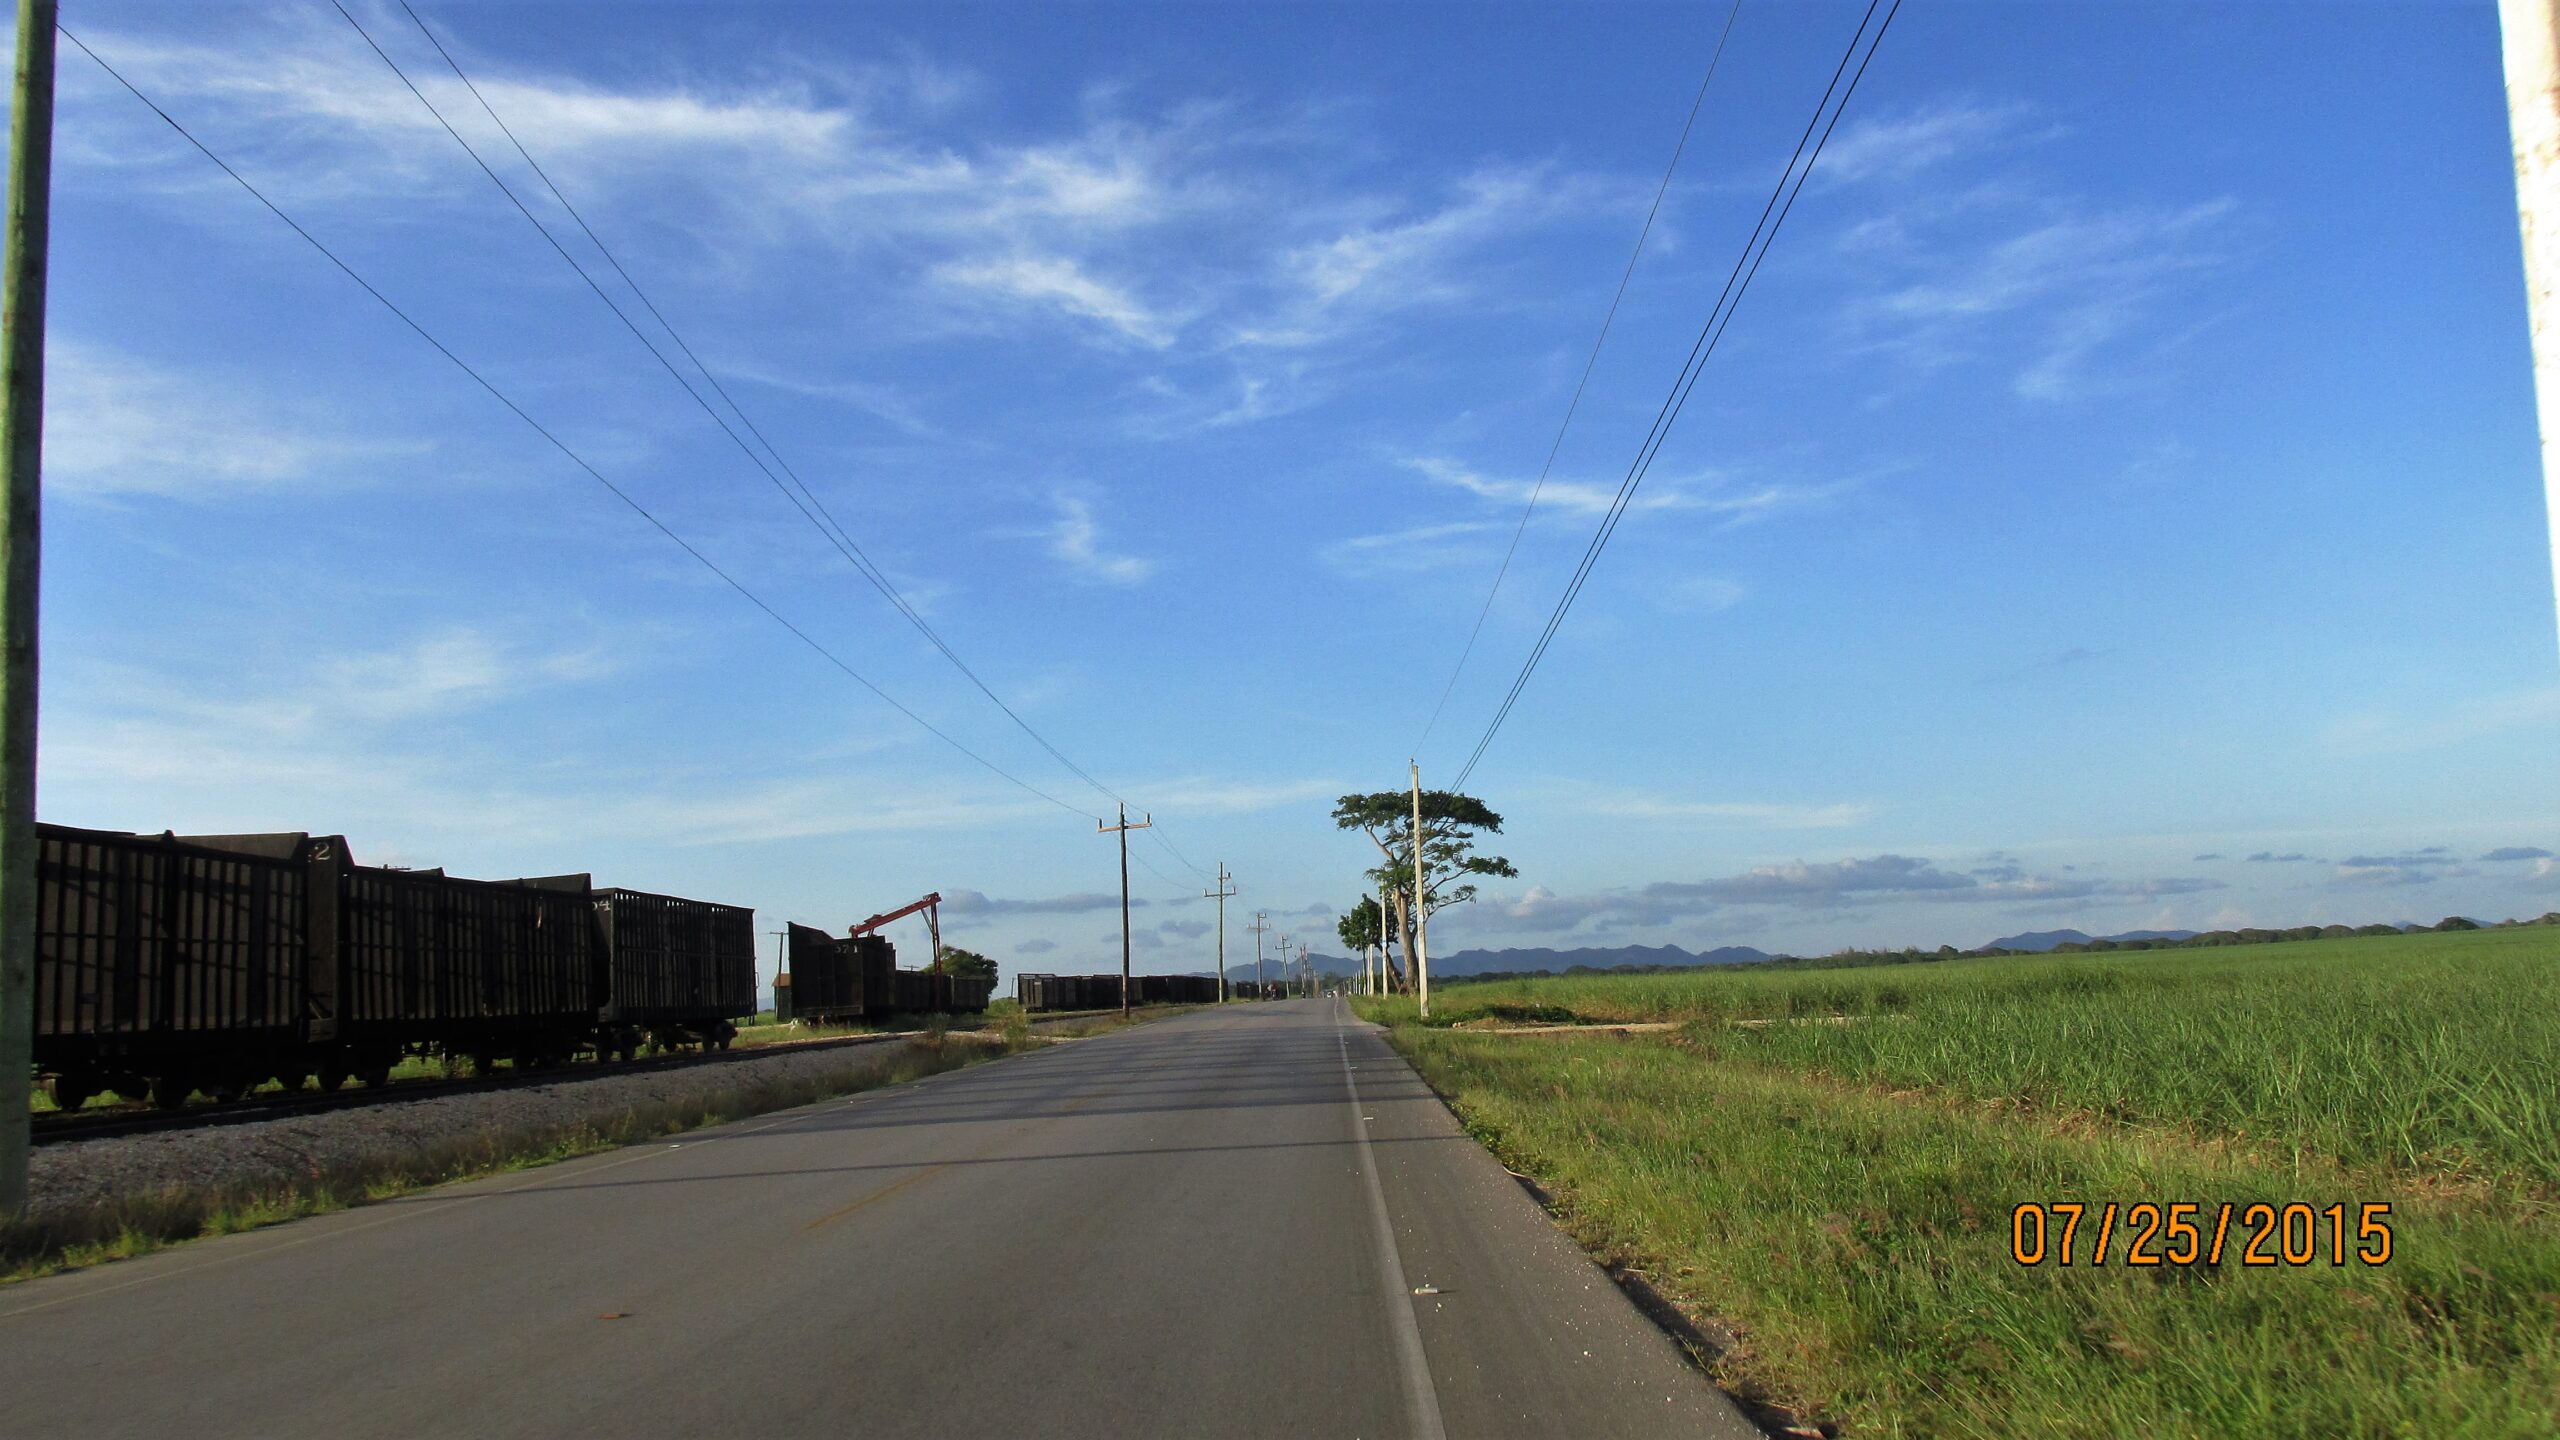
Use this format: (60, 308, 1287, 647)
(2, 1031, 1024, 1286)
(1375, 1024, 2560, 1438)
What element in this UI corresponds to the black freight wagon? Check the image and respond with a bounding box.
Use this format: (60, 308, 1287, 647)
(364, 866, 595, 1073)
(189, 835, 599, 1081)
(784, 922, 865, 1023)
(591, 887, 756, 1053)
(946, 974, 994, 1014)
(853, 934, 895, 1013)
(34, 824, 315, 1109)
(214, 838, 596, 1080)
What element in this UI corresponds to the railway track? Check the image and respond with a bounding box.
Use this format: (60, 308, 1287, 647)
(28, 1028, 934, 1147)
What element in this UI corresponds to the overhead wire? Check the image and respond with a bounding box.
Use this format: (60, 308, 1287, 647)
(1413, 0, 1746, 756)
(347, 1, 1210, 867)
(59, 23, 1099, 821)
(1450, 0, 1903, 791)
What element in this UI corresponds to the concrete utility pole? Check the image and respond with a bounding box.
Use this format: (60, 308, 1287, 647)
(2505, 0, 2560, 655)
(1277, 936, 1294, 999)
(1204, 862, 1235, 1003)
(1248, 910, 1270, 999)
(1098, 805, 1152, 1020)
(0, 0, 53, 1222)
(1410, 760, 1431, 1021)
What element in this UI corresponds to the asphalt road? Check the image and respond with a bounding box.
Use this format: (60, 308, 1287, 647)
(0, 999, 1760, 1439)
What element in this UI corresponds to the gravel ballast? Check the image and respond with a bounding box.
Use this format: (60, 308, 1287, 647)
(20, 1034, 982, 1235)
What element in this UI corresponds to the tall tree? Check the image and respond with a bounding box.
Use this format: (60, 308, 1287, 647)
(936, 946, 998, 981)
(1331, 789, 1517, 992)
(1338, 895, 1390, 990)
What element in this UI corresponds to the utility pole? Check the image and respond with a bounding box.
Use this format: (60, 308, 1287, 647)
(0, 0, 54, 1222)
(1278, 935, 1294, 999)
(2505, 0, 2560, 655)
(1098, 804, 1151, 1020)
(1204, 862, 1235, 1003)
(1248, 910, 1270, 1000)
(1410, 761, 1431, 1020)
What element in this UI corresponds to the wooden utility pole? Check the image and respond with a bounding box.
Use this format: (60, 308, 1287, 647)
(1277, 935, 1294, 997)
(1249, 910, 1270, 999)
(1098, 804, 1151, 1019)
(2505, 0, 2560, 653)
(1410, 761, 1431, 1020)
(0, 0, 53, 1222)
(1204, 862, 1235, 1003)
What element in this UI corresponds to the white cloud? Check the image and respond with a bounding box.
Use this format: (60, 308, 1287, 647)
(1403, 456, 1853, 530)
(1461, 854, 2226, 939)
(1653, 576, 1747, 615)
(1042, 495, 1154, 584)
(46, 342, 424, 498)
(1319, 520, 1504, 576)
(935, 253, 1177, 348)
(1817, 99, 2043, 186)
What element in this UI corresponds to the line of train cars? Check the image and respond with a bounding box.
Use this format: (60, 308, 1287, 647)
(29, 822, 984, 1111)
(778, 924, 995, 1022)
(1013, 972, 1227, 1010)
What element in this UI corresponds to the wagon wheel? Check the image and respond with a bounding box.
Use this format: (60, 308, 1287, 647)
(48, 1073, 98, 1112)
(356, 1062, 393, 1089)
(315, 1055, 350, 1091)
(272, 1068, 310, 1094)
(200, 1074, 247, 1103)
(150, 1074, 195, 1110)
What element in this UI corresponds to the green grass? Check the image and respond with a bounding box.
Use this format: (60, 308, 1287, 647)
(1371, 928, 2560, 1189)
(1360, 927, 2560, 1437)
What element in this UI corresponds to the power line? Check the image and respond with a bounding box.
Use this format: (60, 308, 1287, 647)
(1451, 0, 1903, 791)
(1414, 0, 1746, 756)
(348, 1, 1199, 856)
(60, 23, 1100, 820)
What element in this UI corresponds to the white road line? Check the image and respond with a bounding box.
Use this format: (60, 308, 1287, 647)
(1336, 997, 1449, 1440)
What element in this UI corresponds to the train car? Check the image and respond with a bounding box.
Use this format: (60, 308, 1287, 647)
(376, 868, 595, 1073)
(34, 824, 315, 1110)
(784, 922, 865, 1023)
(200, 839, 598, 1081)
(947, 975, 995, 1013)
(852, 934, 895, 1013)
(590, 887, 756, 1053)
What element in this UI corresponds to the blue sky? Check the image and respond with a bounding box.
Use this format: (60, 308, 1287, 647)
(35, 0, 2560, 985)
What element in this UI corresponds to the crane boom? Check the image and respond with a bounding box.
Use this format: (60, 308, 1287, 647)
(848, 892, 944, 970)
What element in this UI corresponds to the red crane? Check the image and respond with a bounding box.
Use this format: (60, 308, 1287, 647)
(848, 892, 943, 970)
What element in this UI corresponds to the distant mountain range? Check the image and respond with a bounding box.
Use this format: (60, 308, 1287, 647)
(1982, 928, 2199, 953)
(1217, 942, 1771, 982)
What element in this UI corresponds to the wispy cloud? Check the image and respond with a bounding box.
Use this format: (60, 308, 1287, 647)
(1821, 99, 2236, 403)
(1817, 98, 2045, 186)
(1464, 854, 2225, 937)
(1042, 495, 1154, 584)
(48, 342, 425, 498)
(936, 253, 1178, 348)
(1318, 519, 1504, 576)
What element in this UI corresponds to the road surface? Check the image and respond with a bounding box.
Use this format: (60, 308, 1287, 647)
(0, 999, 1760, 1439)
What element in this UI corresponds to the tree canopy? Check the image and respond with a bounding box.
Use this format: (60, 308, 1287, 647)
(1331, 787, 1517, 917)
(937, 946, 998, 980)
(1338, 895, 1385, 953)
